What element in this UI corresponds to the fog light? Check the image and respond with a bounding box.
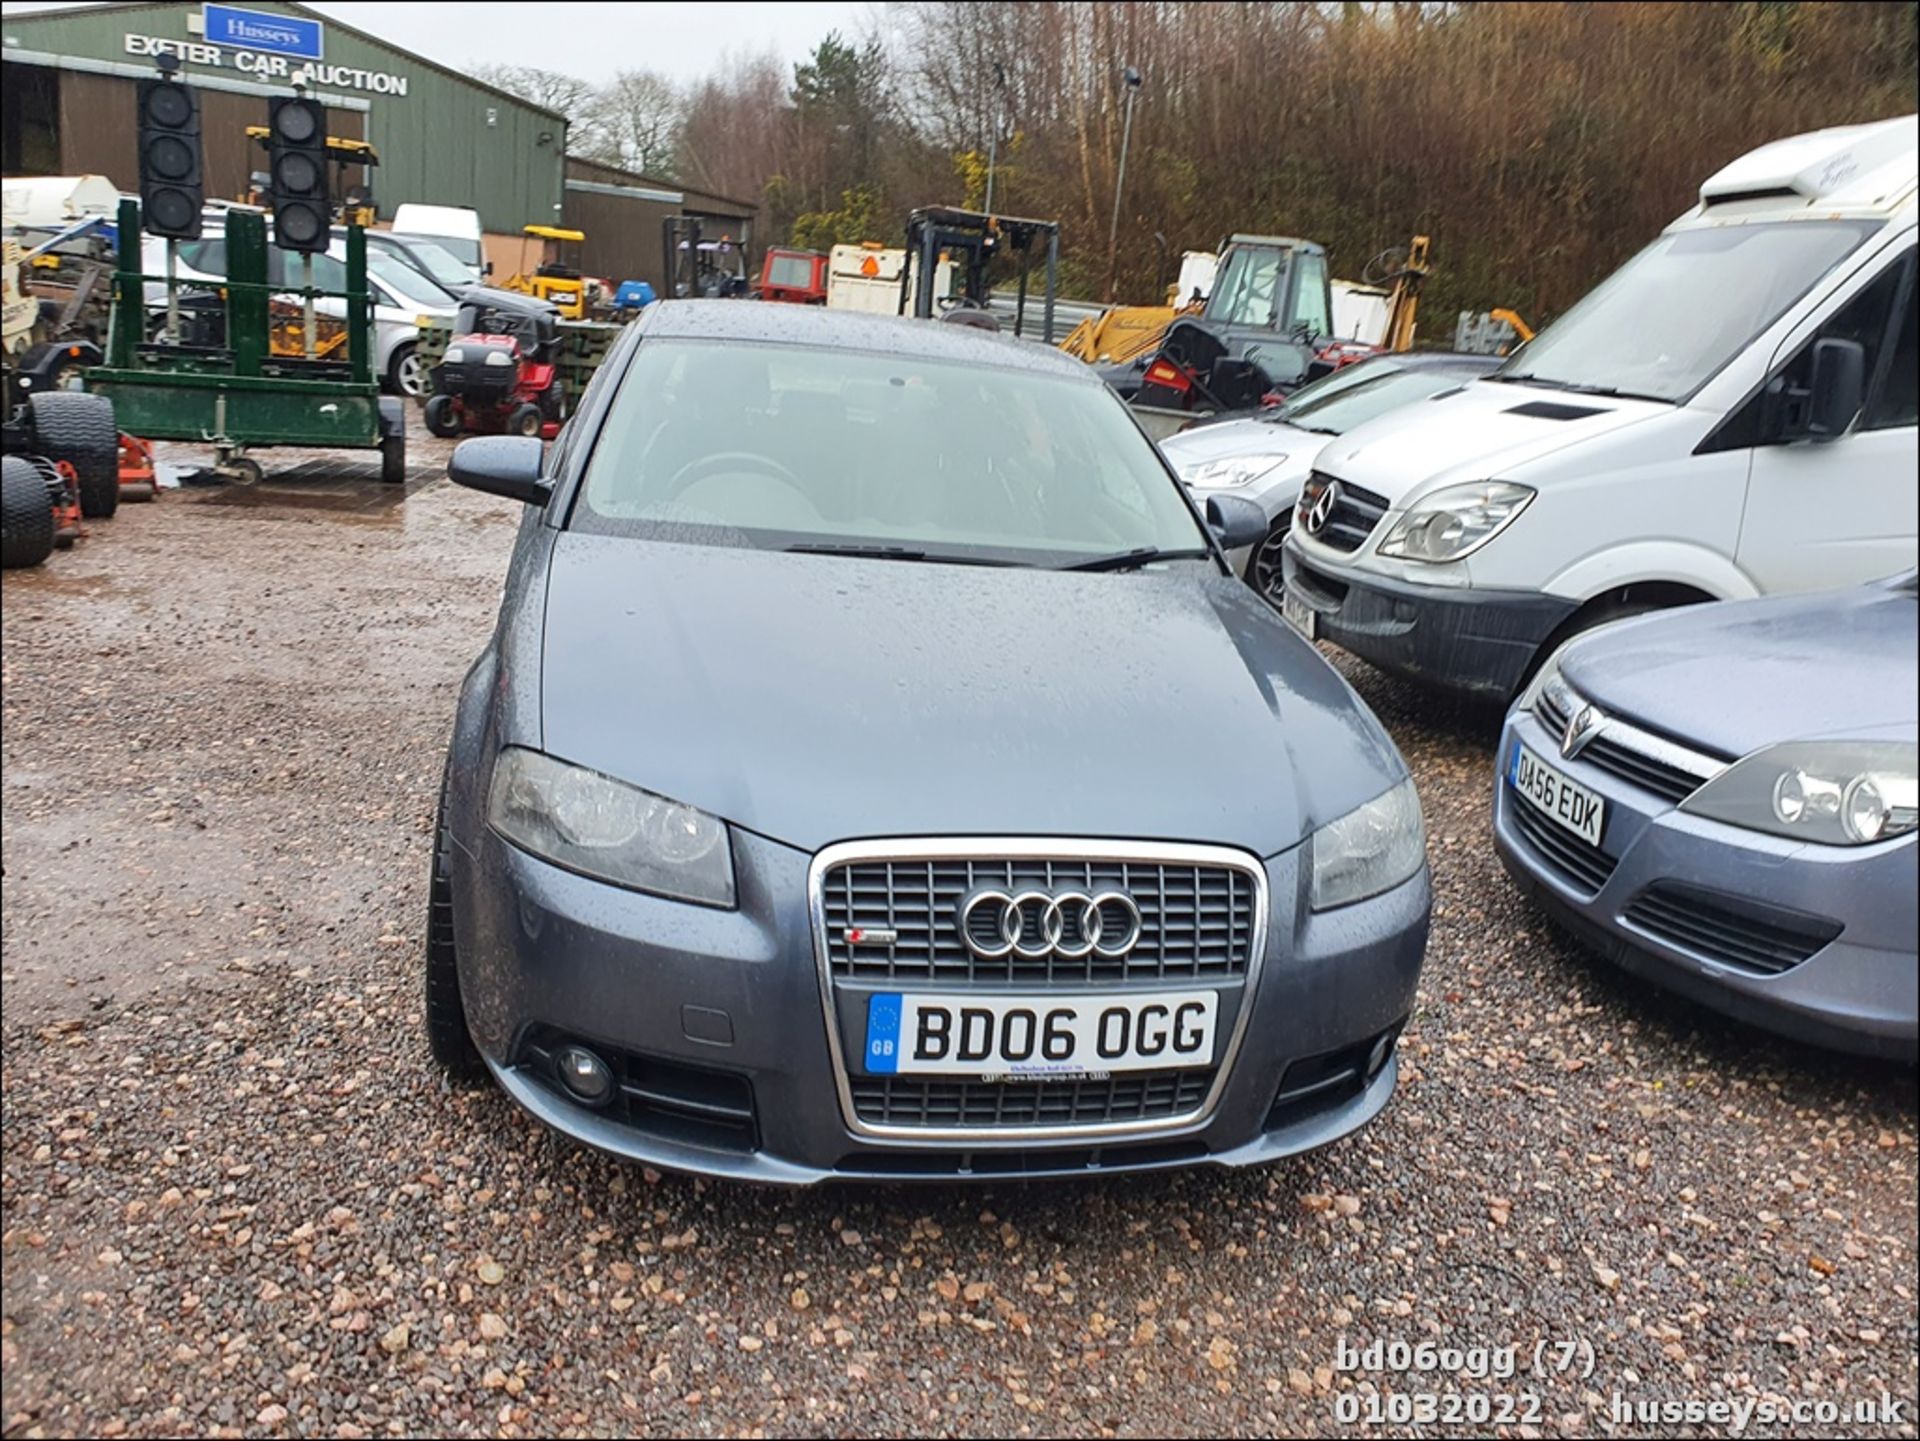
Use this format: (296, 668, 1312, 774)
(1365, 1030, 1396, 1080)
(554, 1045, 613, 1105)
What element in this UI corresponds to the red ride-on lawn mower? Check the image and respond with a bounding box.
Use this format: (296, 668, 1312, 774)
(423, 289, 567, 441)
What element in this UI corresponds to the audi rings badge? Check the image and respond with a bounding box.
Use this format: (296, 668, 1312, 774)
(959, 888, 1144, 961)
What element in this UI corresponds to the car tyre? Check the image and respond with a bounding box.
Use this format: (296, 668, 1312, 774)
(425, 768, 488, 1085)
(1514, 598, 1674, 698)
(507, 402, 543, 438)
(1244, 515, 1290, 605)
(0, 455, 57, 569)
(387, 342, 426, 399)
(423, 393, 462, 438)
(27, 390, 119, 519)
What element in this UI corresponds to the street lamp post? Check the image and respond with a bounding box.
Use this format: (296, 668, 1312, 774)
(984, 62, 1008, 214)
(1105, 65, 1142, 303)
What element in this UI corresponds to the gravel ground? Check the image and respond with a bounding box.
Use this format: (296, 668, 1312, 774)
(3, 445, 1915, 1439)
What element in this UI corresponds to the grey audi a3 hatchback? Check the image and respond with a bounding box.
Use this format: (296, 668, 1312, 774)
(428, 301, 1430, 1183)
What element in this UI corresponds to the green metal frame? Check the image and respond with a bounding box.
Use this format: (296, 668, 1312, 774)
(88, 200, 386, 454)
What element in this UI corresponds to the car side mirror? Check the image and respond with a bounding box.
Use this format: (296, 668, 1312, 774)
(1205, 493, 1268, 550)
(449, 435, 551, 504)
(484, 260, 495, 277)
(1805, 337, 1865, 440)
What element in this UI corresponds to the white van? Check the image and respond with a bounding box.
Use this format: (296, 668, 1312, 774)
(390, 204, 486, 284)
(1283, 114, 1918, 700)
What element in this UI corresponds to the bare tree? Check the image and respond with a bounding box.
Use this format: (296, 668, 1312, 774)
(468, 62, 598, 125)
(578, 70, 683, 176)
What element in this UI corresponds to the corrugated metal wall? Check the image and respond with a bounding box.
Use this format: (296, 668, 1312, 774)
(0, 0, 562, 233)
(47, 68, 364, 206)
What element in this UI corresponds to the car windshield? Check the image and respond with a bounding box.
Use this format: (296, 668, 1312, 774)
(387, 238, 472, 292)
(1493, 220, 1880, 402)
(402, 232, 481, 269)
(1278, 366, 1470, 435)
(575, 339, 1209, 566)
(366, 249, 457, 306)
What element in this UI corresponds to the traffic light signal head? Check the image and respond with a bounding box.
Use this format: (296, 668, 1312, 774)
(137, 76, 203, 240)
(267, 96, 330, 253)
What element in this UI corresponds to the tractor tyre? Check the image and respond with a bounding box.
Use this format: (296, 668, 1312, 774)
(507, 403, 543, 438)
(424, 766, 488, 1085)
(1, 456, 57, 570)
(27, 390, 120, 519)
(423, 394, 462, 438)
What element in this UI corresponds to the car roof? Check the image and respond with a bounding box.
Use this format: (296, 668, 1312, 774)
(636, 300, 1096, 380)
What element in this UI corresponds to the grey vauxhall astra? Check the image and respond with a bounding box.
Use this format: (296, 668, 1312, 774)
(427, 302, 1430, 1183)
(1496, 574, 1918, 1060)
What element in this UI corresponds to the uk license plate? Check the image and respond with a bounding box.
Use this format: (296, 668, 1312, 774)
(1509, 741, 1605, 848)
(1281, 588, 1317, 639)
(863, 990, 1218, 1079)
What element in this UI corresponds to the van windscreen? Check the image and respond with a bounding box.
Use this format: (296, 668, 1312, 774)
(1493, 221, 1879, 403)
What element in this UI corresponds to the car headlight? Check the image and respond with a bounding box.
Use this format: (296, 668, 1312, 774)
(487, 747, 736, 905)
(1182, 454, 1289, 489)
(484, 349, 514, 367)
(1679, 740, 1917, 846)
(1377, 482, 1534, 563)
(1310, 776, 1426, 910)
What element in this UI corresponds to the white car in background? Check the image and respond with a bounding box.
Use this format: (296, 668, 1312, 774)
(1160, 351, 1499, 602)
(141, 230, 459, 398)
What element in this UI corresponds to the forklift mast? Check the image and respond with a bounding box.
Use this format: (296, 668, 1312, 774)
(899, 207, 1061, 343)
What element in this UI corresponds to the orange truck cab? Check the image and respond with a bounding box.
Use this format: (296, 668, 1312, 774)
(757, 248, 829, 305)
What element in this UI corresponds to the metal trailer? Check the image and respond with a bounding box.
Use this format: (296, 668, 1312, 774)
(88, 199, 404, 485)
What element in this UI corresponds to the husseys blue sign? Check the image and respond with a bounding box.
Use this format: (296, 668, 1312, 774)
(202, 4, 324, 61)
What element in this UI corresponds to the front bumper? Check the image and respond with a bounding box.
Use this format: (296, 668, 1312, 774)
(1283, 545, 1574, 700)
(448, 820, 1430, 1184)
(1492, 707, 1918, 1061)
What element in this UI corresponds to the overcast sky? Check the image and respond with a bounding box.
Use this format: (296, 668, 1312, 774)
(0, 1, 879, 85)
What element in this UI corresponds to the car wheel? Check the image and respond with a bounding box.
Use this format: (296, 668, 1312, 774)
(0, 455, 57, 570)
(423, 394, 462, 438)
(424, 768, 488, 1085)
(1244, 515, 1290, 605)
(388, 343, 426, 399)
(27, 390, 120, 519)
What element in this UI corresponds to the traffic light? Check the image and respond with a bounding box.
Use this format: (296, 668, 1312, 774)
(136, 74, 203, 240)
(266, 95, 329, 253)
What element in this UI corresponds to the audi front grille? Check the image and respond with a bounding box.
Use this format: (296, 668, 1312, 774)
(820, 857, 1258, 984)
(809, 839, 1270, 1143)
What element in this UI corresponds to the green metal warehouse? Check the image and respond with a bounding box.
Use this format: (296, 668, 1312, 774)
(2, 1, 757, 287)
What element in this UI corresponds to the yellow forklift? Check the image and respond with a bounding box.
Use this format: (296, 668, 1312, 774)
(502, 226, 588, 319)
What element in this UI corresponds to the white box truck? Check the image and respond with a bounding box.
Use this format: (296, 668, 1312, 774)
(826, 244, 953, 316)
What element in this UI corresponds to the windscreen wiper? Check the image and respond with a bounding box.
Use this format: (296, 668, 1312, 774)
(783, 543, 1018, 567)
(1488, 374, 1671, 403)
(1060, 547, 1213, 573)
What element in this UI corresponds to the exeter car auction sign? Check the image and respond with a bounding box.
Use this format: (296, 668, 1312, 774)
(121, 5, 411, 96)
